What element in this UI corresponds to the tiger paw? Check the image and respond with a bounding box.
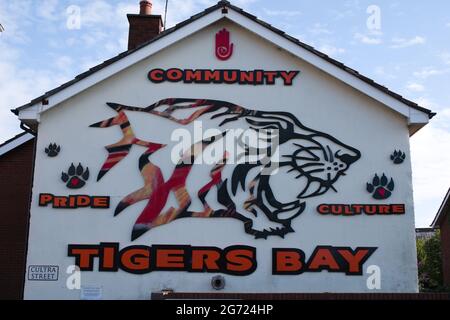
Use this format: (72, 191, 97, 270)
(61, 163, 90, 189)
(366, 174, 394, 200)
(45, 143, 61, 157)
(390, 150, 406, 164)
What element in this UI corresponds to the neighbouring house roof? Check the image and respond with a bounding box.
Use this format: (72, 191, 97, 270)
(0, 132, 34, 157)
(415, 228, 437, 240)
(432, 188, 450, 228)
(416, 227, 436, 232)
(11, 0, 434, 135)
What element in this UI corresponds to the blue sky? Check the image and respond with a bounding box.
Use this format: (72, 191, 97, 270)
(1, 0, 449, 227)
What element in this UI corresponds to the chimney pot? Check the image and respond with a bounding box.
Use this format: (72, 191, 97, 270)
(127, 0, 162, 50)
(140, 0, 152, 15)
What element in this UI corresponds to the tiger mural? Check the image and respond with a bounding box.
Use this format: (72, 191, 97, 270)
(90, 98, 361, 240)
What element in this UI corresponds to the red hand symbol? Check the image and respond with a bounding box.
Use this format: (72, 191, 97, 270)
(215, 28, 234, 61)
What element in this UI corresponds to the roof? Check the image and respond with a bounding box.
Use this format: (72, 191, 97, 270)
(0, 132, 35, 157)
(431, 188, 450, 228)
(415, 228, 437, 240)
(11, 0, 435, 125)
(416, 228, 436, 233)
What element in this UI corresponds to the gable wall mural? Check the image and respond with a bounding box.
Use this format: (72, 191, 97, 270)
(23, 20, 418, 299)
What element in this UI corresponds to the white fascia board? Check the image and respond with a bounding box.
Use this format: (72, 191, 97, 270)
(19, 106, 41, 122)
(408, 109, 430, 125)
(18, 9, 225, 122)
(0, 133, 34, 157)
(226, 10, 429, 125)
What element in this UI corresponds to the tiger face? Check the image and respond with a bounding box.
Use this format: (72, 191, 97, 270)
(224, 111, 361, 238)
(91, 98, 361, 240)
(275, 126, 361, 199)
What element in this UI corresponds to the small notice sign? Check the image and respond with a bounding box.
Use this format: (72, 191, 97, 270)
(80, 286, 103, 300)
(28, 265, 59, 281)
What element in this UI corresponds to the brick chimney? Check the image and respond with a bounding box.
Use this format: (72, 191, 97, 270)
(127, 0, 163, 50)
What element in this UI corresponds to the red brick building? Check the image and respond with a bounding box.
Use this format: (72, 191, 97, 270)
(432, 189, 450, 288)
(0, 133, 35, 299)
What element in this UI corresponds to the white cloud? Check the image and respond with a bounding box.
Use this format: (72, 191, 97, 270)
(79, 0, 116, 28)
(308, 23, 332, 35)
(55, 56, 73, 70)
(390, 36, 426, 49)
(0, 1, 34, 43)
(0, 42, 69, 144)
(374, 66, 397, 80)
(439, 52, 450, 65)
(368, 29, 383, 36)
(413, 67, 450, 79)
(262, 8, 302, 18)
(0, 0, 75, 143)
(354, 32, 382, 45)
(36, 0, 60, 21)
(344, 0, 361, 8)
(63, 0, 254, 44)
(331, 0, 359, 20)
(80, 30, 109, 47)
(54, 1, 142, 66)
(152, 0, 214, 28)
(152, 0, 259, 27)
(231, 0, 259, 8)
(411, 106, 450, 227)
(406, 82, 425, 92)
(318, 44, 346, 57)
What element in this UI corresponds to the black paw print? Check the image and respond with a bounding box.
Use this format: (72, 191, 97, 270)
(61, 163, 89, 189)
(366, 174, 395, 200)
(390, 150, 406, 164)
(45, 143, 61, 157)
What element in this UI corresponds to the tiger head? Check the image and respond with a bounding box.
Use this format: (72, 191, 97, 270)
(231, 110, 361, 238)
(91, 99, 361, 240)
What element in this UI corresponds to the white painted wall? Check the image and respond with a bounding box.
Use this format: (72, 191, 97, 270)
(24, 20, 418, 299)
